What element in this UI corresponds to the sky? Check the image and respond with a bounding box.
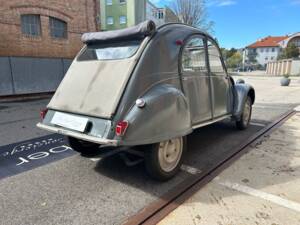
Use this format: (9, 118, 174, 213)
(150, 0, 300, 49)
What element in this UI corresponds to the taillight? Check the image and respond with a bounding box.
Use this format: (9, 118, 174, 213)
(116, 121, 129, 136)
(40, 108, 48, 120)
(175, 40, 183, 46)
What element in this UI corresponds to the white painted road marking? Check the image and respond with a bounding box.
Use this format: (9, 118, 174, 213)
(253, 105, 288, 110)
(181, 165, 202, 175)
(250, 122, 266, 127)
(218, 180, 300, 213)
(90, 157, 101, 162)
(294, 105, 300, 112)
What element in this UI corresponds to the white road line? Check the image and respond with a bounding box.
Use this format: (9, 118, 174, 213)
(218, 180, 300, 213)
(294, 105, 300, 112)
(89, 158, 101, 162)
(181, 165, 202, 175)
(250, 122, 266, 127)
(253, 105, 287, 110)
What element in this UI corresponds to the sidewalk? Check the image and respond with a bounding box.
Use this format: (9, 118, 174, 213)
(159, 110, 300, 225)
(231, 70, 300, 78)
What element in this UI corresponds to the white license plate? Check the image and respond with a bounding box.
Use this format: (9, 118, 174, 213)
(51, 112, 89, 132)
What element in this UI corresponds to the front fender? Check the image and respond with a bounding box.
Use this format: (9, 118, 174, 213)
(119, 84, 192, 145)
(233, 83, 255, 119)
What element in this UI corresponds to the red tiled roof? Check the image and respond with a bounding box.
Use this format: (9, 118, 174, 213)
(247, 36, 288, 48)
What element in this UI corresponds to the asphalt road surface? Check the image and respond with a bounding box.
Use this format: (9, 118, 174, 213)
(0, 76, 299, 225)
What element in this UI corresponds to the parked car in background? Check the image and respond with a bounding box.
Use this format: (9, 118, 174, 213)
(234, 66, 254, 72)
(38, 21, 255, 181)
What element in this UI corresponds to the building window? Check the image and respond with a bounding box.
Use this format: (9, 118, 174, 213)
(266, 48, 269, 52)
(119, 16, 127, 24)
(49, 17, 67, 39)
(291, 39, 300, 47)
(265, 57, 268, 60)
(106, 0, 112, 5)
(107, 17, 114, 25)
(119, 0, 126, 4)
(158, 11, 164, 19)
(260, 48, 264, 52)
(272, 48, 275, 52)
(21, 14, 41, 37)
(271, 57, 274, 60)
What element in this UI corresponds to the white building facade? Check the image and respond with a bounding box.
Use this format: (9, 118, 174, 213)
(245, 36, 286, 67)
(146, 1, 179, 27)
(245, 33, 300, 67)
(247, 46, 281, 66)
(146, 1, 164, 26)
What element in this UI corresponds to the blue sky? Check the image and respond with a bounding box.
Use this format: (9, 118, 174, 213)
(150, 0, 299, 49)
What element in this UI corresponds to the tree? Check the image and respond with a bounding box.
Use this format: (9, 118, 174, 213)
(221, 48, 238, 61)
(227, 48, 238, 58)
(278, 43, 300, 60)
(170, 0, 214, 32)
(227, 52, 242, 68)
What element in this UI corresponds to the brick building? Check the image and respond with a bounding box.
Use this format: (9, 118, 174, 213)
(0, 0, 100, 58)
(0, 0, 100, 96)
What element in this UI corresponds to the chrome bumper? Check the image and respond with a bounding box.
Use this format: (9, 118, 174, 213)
(37, 123, 118, 146)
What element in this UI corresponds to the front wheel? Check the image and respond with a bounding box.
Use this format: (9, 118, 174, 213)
(144, 136, 186, 181)
(236, 96, 252, 130)
(67, 137, 100, 156)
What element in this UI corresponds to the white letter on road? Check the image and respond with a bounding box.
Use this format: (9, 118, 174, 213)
(28, 152, 49, 160)
(16, 157, 29, 166)
(49, 145, 72, 153)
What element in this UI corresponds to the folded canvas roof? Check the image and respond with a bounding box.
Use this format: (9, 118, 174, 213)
(81, 20, 156, 44)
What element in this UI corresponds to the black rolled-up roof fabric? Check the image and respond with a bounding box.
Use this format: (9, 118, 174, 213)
(81, 20, 156, 44)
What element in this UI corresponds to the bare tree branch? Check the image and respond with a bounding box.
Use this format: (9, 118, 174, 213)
(170, 0, 214, 33)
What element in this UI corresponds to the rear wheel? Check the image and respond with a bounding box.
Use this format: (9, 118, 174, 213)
(144, 136, 186, 181)
(67, 137, 100, 156)
(236, 96, 252, 130)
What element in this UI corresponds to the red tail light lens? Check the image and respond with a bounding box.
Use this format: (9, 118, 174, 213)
(40, 108, 48, 120)
(175, 40, 183, 46)
(116, 121, 129, 136)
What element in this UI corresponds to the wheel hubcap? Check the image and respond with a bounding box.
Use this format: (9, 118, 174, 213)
(158, 138, 183, 172)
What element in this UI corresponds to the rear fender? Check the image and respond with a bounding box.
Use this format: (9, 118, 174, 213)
(119, 84, 192, 146)
(233, 83, 255, 119)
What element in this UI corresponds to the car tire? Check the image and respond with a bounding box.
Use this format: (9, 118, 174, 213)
(144, 136, 186, 181)
(236, 96, 252, 130)
(67, 137, 100, 156)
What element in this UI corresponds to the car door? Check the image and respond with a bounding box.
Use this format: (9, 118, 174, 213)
(180, 35, 213, 125)
(207, 39, 232, 118)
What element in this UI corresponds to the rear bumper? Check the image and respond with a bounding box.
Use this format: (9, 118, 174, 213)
(37, 123, 119, 146)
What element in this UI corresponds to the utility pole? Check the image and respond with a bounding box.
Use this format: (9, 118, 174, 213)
(242, 48, 246, 71)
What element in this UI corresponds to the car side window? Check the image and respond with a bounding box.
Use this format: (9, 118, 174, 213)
(207, 40, 226, 75)
(182, 37, 207, 73)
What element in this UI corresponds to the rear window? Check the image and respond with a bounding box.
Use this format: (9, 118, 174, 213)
(77, 40, 141, 61)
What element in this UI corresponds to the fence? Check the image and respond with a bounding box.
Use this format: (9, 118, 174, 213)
(266, 59, 300, 76)
(0, 56, 72, 96)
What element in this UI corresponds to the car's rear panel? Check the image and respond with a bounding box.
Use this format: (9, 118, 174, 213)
(47, 37, 150, 120)
(47, 58, 137, 119)
(41, 110, 113, 142)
